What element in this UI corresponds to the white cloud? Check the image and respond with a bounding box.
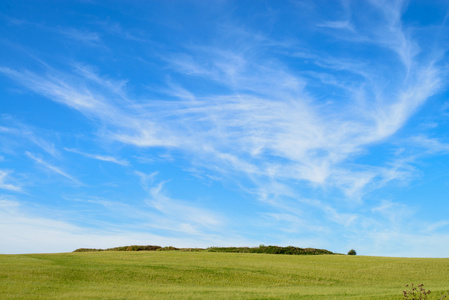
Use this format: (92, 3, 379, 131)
(56, 28, 101, 44)
(371, 200, 415, 226)
(0, 116, 60, 158)
(355, 231, 449, 258)
(0, 196, 250, 254)
(64, 148, 129, 166)
(0, 67, 110, 113)
(26, 152, 81, 185)
(0, 197, 20, 208)
(407, 136, 449, 153)
(0, 207, 205, 254)
(0, 170, 22, 192)
(135, 172, 224, 233)
(0, 67, 177, 148)
(147, 181, 223, 228)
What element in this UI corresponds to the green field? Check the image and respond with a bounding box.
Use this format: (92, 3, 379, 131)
(1, 251, 449, 299)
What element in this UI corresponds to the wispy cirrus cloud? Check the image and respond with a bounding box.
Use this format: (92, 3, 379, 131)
(147, 181, 223, 229)
(407, 135, 449, 154)
(56, 27, 101, 45)
(25, 152, 81, 185)
(2, 15, 102, 46)
(0, 66, 178, 148)
(1, 0, 443, 203)
(64, 148, 129, 166)
(135, 171, 224, 234)
(0, 170, 22, 192)
(0, 115, 60, 157)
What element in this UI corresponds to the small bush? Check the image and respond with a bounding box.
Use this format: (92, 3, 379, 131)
(347, 249, 356, 255)
(403, 284, 431, 299)
(401, 284, 449, 299)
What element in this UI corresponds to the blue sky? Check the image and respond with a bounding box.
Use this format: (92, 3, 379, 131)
(1, 0, 449, 257)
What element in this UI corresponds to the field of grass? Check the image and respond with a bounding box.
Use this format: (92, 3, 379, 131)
(1, 251, 449, 299)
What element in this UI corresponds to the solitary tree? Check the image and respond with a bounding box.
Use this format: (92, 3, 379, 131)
(348, 249, 357, 255)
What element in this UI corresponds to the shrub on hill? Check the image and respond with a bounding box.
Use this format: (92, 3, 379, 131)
(347, 249, 357, 255)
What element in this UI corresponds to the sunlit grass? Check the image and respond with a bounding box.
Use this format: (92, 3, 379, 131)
(1, 251, 449, 299)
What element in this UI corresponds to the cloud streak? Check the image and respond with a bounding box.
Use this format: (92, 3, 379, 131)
(0, 171, 22, 192)
(134, 171, 224, 235)
(64, 148, 129, 166)
(0, 116, 60, 157)
(25, 152, 81, 185)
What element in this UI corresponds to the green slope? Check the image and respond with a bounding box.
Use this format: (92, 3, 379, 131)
(1, 251, 448, 299)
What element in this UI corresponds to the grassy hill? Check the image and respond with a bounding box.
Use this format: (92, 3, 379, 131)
(1, 251, 449, 299)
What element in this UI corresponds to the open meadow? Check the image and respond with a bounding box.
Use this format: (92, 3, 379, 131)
(1, 251, 449, 299)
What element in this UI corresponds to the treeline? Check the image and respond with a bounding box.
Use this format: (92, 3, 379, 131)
(74, 245, 335, 255)
(207, 245, 334, 255)
(74, 245, 183, 252)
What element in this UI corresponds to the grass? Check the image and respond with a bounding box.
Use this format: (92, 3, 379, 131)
(1, 251, 449, 299)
